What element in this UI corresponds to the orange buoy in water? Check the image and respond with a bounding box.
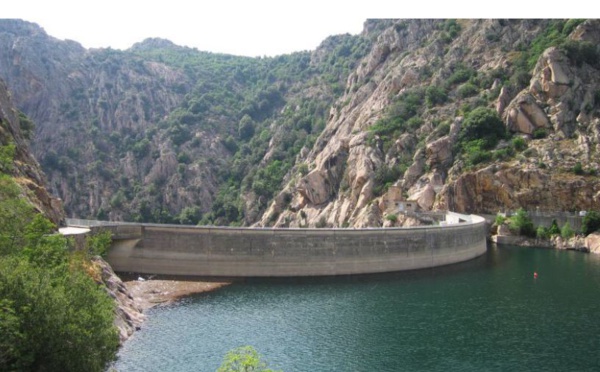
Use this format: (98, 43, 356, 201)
(534, 272, 538, 279)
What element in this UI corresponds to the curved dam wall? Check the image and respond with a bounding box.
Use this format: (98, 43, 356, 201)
(81, 213, 487, 277)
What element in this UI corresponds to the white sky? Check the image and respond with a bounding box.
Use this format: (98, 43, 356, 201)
(3, 1, 595, 57)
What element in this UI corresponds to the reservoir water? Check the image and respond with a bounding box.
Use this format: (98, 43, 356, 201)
(114, 245, 600, 371)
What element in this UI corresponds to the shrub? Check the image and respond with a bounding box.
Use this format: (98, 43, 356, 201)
(373, 164, 403, 196)
(548, 219, 561, 235)
(536, 226, 550, 239)
(446, 66, 476, 86)
(561, 222, 575, 239)
(533, 128, 547, 139)
(560, 40, 599, 67)
(508, 208, 536, 237)
(463, 140, 492, 166)
(512, 136, 527, 151)
(425, 86, 447, 107)
(495, 214, 506, 226)
(457, 82, 479, 98)
(582, 211, 600, 235)
(458, 107, 506, 150)
(386, 214, 398, 223)
(573, 162, 584, 175)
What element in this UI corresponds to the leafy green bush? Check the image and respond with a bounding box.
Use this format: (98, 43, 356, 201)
(536, 226, 550, 239)
(386, 214, 398, 223)
(512, 136, 527, 151)
(0, 176, 119, 371)
(463, 140, 492, 166)
(446, 66, 476, 87)
(561, 222, 575, 239)
(508, 208, 536, 237)
(458, 107, 506, 150)
(582, 211, 600, 235)
(573, 162, 584, 175)
(373, 164, 403, 196)
(457, 82, 479, 98)
(495, 214, 506, 226)
(0, 143, 16, 173)
(560, 40, 599, 67)
(533, 128, 547, 139)
(425, 86, 448, 107)
(548, 219, 561, 235)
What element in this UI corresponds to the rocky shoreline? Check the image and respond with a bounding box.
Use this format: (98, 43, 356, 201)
(94, 258, 230, 343)
(491, 231, 600, 253)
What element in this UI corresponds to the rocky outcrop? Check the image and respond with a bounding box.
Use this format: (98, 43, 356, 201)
(2, 19, 600, 229)
(0, 78, 64, 224)
(585, 232, 600, 254)
(93, 257, 145, 343)
(505, 93, 550, 134)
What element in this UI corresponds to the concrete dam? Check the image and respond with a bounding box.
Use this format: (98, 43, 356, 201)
(66, 212, 487, 277)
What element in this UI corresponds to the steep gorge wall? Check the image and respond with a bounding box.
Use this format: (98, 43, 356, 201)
(260, 19, 600, 227)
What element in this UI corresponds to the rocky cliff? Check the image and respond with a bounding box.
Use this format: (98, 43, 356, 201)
(0, 77, 63, 224)
(1, 19, 599, 228)
(259, 19, 600, 227)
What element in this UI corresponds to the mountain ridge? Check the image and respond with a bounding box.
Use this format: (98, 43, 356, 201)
(0, 18, 598, 227)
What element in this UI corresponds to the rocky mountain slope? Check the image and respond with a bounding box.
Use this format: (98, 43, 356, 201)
(259, 19, 600, 227)
(0, 77, 63, 224)
(0, 19, 367, 224)
(1, 19, 598, 227)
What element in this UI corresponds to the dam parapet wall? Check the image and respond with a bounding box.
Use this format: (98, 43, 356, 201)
(67, 213, 487, 277)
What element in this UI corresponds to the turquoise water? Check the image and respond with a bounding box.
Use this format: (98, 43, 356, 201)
(114, 245, 600, 371)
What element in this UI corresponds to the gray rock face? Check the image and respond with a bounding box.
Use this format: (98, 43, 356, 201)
(93, 257, 145, 343)
(3, 19, 600, 228)
(0, 78, 64, 224)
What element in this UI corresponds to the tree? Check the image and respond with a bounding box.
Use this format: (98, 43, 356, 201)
(458, 107, 506, 150)
(217, 346, 281, 372)
(0, 174, 119, 371)
(508, 208, 536, 237)
(425, 85, 447, 107)
(582, 211, 600, 235)
(561, 222, 575, 239)
(238, 115, 255, 140)
(548, 219, 561, 236)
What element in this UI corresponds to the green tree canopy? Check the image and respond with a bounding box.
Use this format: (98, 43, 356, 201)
(458, 107, 506, 150)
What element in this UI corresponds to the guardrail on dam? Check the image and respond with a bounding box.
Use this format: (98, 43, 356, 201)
(66, 213, 487, 277)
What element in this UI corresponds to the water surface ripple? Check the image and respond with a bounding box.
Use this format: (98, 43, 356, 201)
(114, 245, 600, 371)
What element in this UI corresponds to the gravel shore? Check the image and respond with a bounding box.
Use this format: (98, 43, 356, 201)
(124, 279, 230, 310)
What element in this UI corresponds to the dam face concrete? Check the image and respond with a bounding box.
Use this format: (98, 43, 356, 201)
(72, 214, 488, 277)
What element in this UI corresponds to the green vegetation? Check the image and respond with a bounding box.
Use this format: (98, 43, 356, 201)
(373, 164, 404, 196)
(548, 219, 561, 235)
(217, 346, 281, 372)
(438, 19, 461, 44)
(456, 107, 508, 167)
(507, 19, 587, 91)
(0, 144, 118, 371)
(508, 208, 536, 237)
(368, 88, 424, 152)
(386, 214, 398, 223)
(425, 85, 448, 107)
(536, 226, 550, 239)
(582, 211, 600, 235)
(560, 222, 575, 239)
